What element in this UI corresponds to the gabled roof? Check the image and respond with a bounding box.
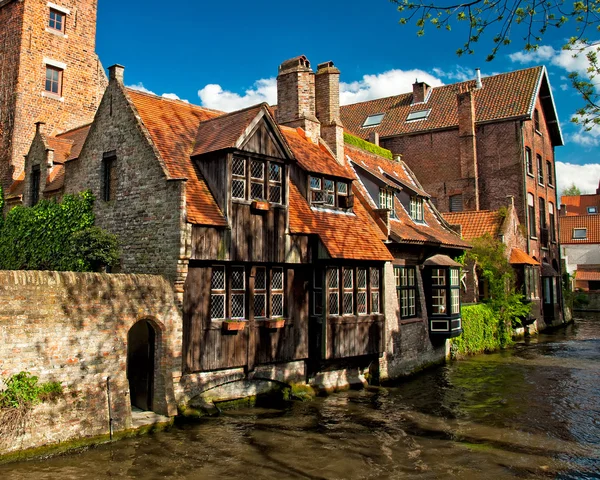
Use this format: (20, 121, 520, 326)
(510, 248, 539, 265)
(341, 66, 563, 146)
(192, 103, 292, 158)
(281, 127, 353, 180)
(57, 124, 92, 161)
(559, 215, 600, 244)
(126, 88, 228, 226)
(442, 210, 504, 241)
(347, 143, 469, 250)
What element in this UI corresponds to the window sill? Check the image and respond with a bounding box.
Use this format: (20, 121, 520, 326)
(547, 184, 554, 189)
(41, 91, 64, 102)
(527, 172, 535, 178)
(45, 27, 67, 38)
(530, 236, 538, 240)
(535, 129, 543, 136)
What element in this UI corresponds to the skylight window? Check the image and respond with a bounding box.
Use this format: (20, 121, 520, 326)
(587, 206, 598, 214)
(573, 228, 587, 239)
(406, 110, 431, 122)
(362, 113, 384, 127)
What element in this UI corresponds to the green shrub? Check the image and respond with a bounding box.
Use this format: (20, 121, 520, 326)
(0, 372, 63, 409)
(343, 132, 394, 160)
(0, 190, 119, 272)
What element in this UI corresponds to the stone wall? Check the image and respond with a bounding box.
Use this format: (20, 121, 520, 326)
(0, 270, 182, 456)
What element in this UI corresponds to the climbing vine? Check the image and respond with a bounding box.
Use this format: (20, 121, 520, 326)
(0, 191, 119, 272)
(344, 132, 394, 160)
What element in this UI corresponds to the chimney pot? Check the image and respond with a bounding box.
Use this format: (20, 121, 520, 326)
(412, 80, 430, 104)
(475, 68, 482, 89)
(108, 64, 125, 84)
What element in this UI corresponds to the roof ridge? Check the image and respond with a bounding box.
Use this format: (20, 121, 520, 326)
(125, 87, 225, 115)
(197, 102, 265, 125)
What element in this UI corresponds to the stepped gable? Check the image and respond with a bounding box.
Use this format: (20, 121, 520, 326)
(126, 89, 227, 226)
(442, 210, 504, 241)
(346, 143, 469, 249)
(341, 66, 555, 140)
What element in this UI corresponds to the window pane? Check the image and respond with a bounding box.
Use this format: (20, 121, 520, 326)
(357, 268, 367, 288)
(255, 267, 266, 290)
(337, 182, 348, 194)
(231, 267, 245, 290)
(451, 290, 460, 314)
(231, 294, 245, 318)
(432, 268, 446, 286)
(328, 268, 339, 288)
(329, 292, 339, 315)
(343, 269, 353, 289)
(211, 266, 225, 290)
(269, 163, 282, 182)
(432, 289, 447, 315)
(210, 294, 225, 319)
(254, 293, 266, 317)
(310, 176, 321, 190)
(269, 185, 282, 203)
(251, 181, 264, 199)
(371, 292, 380, 314)
(232, 179, 245, 199)
(357, 291, 367, 314)
(272, 293, 284, 317)
(362, 113, 384, 127)
(272, 268, 284, 290)
(324, 179, 334, 192)
(450, 268, 459, 286)
(343, 292, 353, 315)
(370, 268, 379, 289)
(232, 157, 245, 176)
(251, 160, 264, 179)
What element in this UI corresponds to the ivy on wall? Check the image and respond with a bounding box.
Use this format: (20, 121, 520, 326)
(343, 132, 394, 160)
(0, 191, 119, 272)
(451, 304, 511, 358)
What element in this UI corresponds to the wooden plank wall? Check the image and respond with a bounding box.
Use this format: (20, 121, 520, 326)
(325, 315, 384, 360)
(243, 122, 286, 158)
(191, 227, 230, 261)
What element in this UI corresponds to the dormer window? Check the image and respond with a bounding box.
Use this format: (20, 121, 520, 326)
(379, 188, 396, 218)
(409, 196, 424, 222)
(362, 113, 384, 128)
(588, 206, 597, 214)
(309, 175, 352, 209)
(231, 155, 284, 205)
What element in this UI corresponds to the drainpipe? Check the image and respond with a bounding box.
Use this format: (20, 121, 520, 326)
(106, 376, 113, 440)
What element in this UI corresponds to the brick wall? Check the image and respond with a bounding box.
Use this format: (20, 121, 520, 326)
(0, 0, 107, 192)
(0, 270, 182, 456)
(63, 77, 188, 286)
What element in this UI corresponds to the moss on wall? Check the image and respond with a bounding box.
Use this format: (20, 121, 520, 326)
(343, 133, 393, 160)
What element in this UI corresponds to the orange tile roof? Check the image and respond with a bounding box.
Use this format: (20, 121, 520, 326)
(45, 164, 65, 193)
(442, 210, 503, 240)
(560, 191, 600, 216)
(46, 136, 73, 163)
(57, 124, 91, 161)
(559, 215, 600, 244)
(575, 269, 600, 281)
(347, 144, 469, 249)
(288, 182, 391, 261)
(192, 104, 266, 157)
(341, 67, 557, 141)
(509, 247, 539, 265)
(281, 126, 353, 180)
(126, 89, 227, 226)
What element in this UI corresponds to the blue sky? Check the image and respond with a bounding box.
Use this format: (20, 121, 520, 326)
(96, 0, 600, 195)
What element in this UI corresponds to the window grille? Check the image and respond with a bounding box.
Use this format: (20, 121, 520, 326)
(254, 267, 267, 318)
(49, 9, 65, 32)
(357, 268, 367, 315)
(269, 163, 283, 204)
(45, 66, 62, 95)
(250, 160, 265, 199)
(232, 157, 246, 200)
(210, 266, 226, 319)
(271, 267, 284, 317)
(370, 268, 380, 314)
(324, 179, 335, 206)
(328, 268, 340, 315)
(396, 267, 417, 318)
(231, 266, 245, 319)
(450, 269, 460, 314)
(337, 182, 348, 195)
(310, 176, 324, 204)
(343, 269, 354, 315)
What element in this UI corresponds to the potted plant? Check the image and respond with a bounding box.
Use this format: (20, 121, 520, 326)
(222, 319, 247, 332)
(264, 318, 285, 329)
(251, 199, 270, 212)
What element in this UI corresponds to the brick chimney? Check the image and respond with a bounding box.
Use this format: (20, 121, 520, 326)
(108, 64, 124, 84)
(412, 80, 431, 104)
(457, 86, 479, 210)
(276, 56, 320, 142)
(315, 61, 344, 165)
(35, 121, 46, 136)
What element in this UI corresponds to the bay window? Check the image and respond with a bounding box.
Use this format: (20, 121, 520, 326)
(424, 261, 462, 337)
(231, 155, 285, 204)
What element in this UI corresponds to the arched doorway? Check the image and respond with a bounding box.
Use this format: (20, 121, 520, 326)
(127, 320, 156, 411)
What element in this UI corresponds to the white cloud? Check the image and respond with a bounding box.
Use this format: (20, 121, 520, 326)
(340, 69, 444, 105)
(560, 84, 569, 91)
(127, 82, 155, 95)
(198, 78, 276, 112)
(556, 161, 600, 195)
(508, 45, 557, 64)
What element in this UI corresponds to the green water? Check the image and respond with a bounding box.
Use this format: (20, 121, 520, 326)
(2, 314, 599, 479)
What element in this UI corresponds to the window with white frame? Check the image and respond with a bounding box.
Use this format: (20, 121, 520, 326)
(309, 175, 351, 209)
(431, 268, 447, 315)
(320, 266, 381, 316)
(231, 266, 246, 319)
(371, 267, 380, 314)
(528, 193, 536, 238)
(357, 268, 367, 315)
(573, 228, 587, 239)
(410, 196, 423, 222)
(379, 188, 396, 218)
(549, 202, 556, 242)
(537, 154, 544, 185)
(450, 269, 460, 314)
(526, 148, 533, 176)
(231, 155, 284, 204)
(254, 267, 267, 318)
(343, 268, 354, 315)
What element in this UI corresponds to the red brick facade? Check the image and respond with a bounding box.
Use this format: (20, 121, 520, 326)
(0, 0, 106, 191)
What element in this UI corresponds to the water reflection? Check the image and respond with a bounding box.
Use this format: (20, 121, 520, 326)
(2, 314, 599, 479)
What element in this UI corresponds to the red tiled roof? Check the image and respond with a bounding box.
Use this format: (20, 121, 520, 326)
(57, 124, 91, 161)
(192, 104, 266, 157)
(341, 66, 546, 139)
(509, 248, 539, 265)
(560, 192, 600, 216)
(44, 164, 65, 193)
(346, 144, 469, 249)
(46, 137, 73, 163)
(288, 183, 391, 261)
(442, 210, 503, 241)
(281, 126, 353, 180)
(575, 269, 600, 281)
(559, 215, 600, 244)
(126, 89, 227, 226)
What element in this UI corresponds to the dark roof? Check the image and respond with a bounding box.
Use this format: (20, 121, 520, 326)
(340, 66, 563, 146)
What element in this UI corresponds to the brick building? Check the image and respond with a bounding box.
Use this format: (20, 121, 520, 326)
(341, 67, 564, 322)
(12, 56, 470, 410)
(0, 0, 106, 193)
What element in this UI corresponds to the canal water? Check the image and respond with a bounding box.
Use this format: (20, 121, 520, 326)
(2, 314, 599, 479)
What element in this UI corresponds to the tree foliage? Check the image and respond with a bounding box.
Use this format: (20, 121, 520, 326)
(0, 191, 119, 272)
(562, 182, 582, 196)
(392, 0, 600, 126)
